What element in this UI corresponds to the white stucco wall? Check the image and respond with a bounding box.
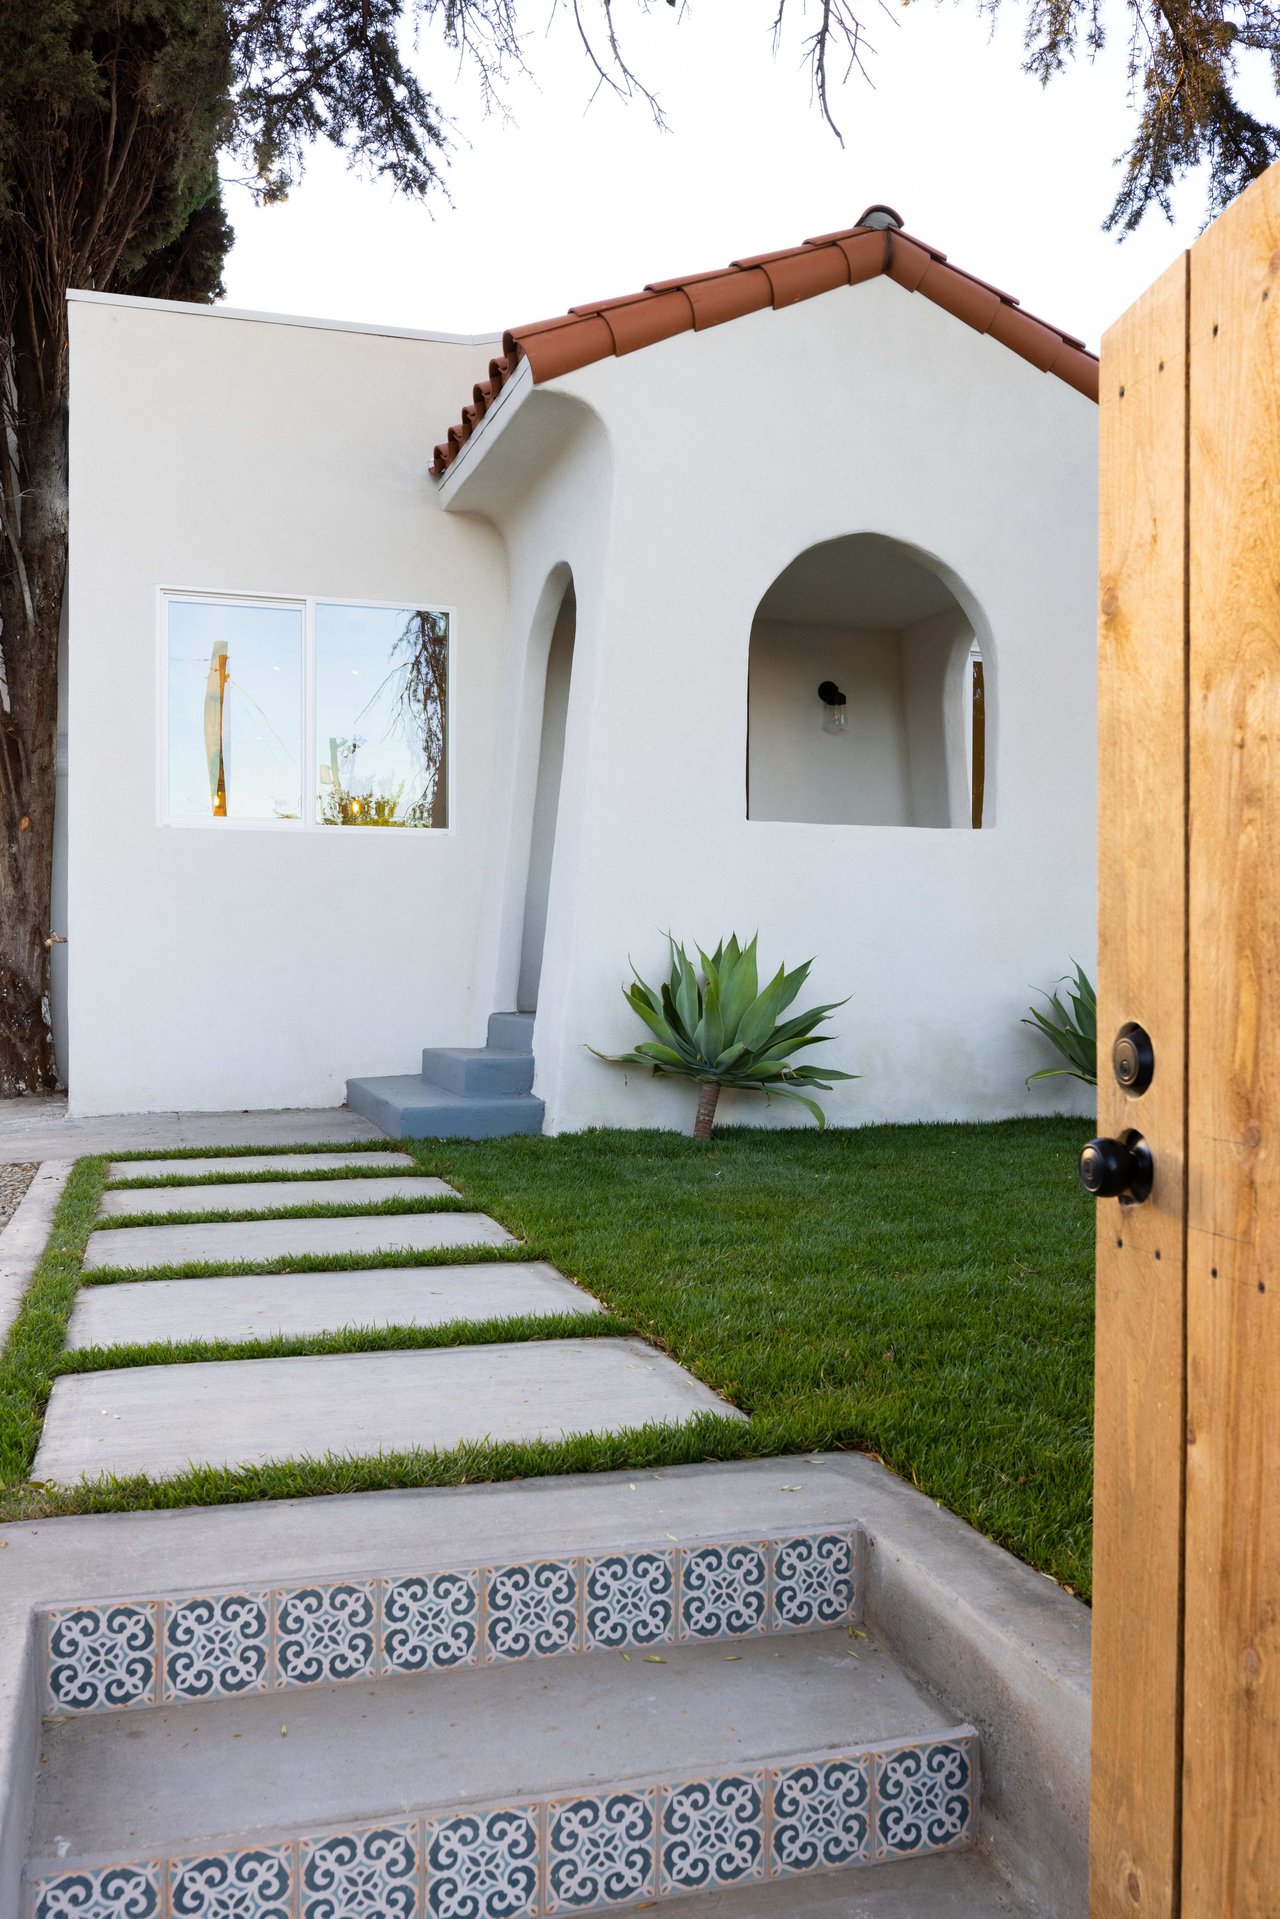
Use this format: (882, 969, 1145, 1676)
(449, 272, 1099, 1132)
(66, 295, 503, 1115)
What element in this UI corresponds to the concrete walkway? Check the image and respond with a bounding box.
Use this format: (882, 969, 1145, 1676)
(0, 1095, 380, 1162)
(31, 1140, 740, 1488)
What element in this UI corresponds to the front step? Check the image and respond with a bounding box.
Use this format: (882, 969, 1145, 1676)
(347, 1007, 544, 1140)
(344, 1074, 545, 1140)
(28, 1629, 977, 1915)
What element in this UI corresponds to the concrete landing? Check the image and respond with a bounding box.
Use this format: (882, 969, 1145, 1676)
(66, 1262, 601, 1350)
(30, 1628, 947, 1858)
(0, 1096, 381, 1161)
(667, 1854, 1030, 1915)
(32, 1338, 742, 1483)
(97, 1174, 453, 1217)
(82, 1210, 515, 1272)
(106, 1152, 414, 1180)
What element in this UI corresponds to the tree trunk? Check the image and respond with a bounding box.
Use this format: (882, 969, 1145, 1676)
(693, 1080, 721, 1140)
(0, 400, 66, 1095)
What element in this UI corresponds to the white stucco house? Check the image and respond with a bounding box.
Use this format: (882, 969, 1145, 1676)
(58, 205, 1100, 1133)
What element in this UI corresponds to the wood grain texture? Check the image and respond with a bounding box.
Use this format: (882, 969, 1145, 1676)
(1183, 163, 1280, 1918)
(1092, 252, 1190, 1919)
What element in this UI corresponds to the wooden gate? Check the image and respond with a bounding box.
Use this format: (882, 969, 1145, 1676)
(1092, 162, 1280, 1916)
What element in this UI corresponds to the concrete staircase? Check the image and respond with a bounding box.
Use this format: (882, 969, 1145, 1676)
(346, 1012, 546, 1140)
(24, 1501, 1003, 1919)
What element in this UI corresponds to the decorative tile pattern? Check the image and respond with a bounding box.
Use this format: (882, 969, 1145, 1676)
(169, 1847, 292, 1918)
(874, 1738, 974, 1859)
(163, 1593, 270, 1702)
(678, 1544, 768, 1641)
(275, 1582, 377, 1689)
(381, 1570, 479, 1675)
(771, 1534, 856, 1633)
(583, 1552, 674, 1651)
(300, 1825, 418, 1918)
(45, 1603, 158, 1715)
(36, 1525, 865, 1715)
(424, 1806, 539, 1919)
(658, 1774, 765, 1893)
(545, 1790, 656, 1911)
(30, 1862, 161, 1919)
(770, 1757, 871, 1874)
(484, 1559, 579, 1662)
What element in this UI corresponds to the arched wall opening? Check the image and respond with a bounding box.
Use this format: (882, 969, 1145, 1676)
(746, 534, 987, 828)
(517, 577, 577, 1012)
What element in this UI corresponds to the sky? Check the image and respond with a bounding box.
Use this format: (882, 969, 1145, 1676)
(219, 1, 1276, 353)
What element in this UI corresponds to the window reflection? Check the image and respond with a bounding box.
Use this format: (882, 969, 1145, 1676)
(167, 601, 303, 821)
(315, 604, 449, 828)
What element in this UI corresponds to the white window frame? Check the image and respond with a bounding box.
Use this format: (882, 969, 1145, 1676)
(156, 588, 456, 834)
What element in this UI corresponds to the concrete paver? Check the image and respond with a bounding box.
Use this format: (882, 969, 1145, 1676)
(97, 1175, 453, 1218)
(32, 1337, 743, 1482)
(106, 1152, 413, 1180)
(83, 1211, 515, 1271)
(66, 1262, 600, 1350)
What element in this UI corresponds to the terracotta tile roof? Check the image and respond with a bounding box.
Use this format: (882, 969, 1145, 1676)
(430, 208, 1098, 477)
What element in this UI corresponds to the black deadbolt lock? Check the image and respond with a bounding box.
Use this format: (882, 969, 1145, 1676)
(1079, 1129, 1154, 1204)
(1112, 1021, 1155, 1096)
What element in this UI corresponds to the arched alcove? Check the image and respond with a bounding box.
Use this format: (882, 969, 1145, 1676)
(746, 534, 987, 828)
(517, 576, 577, 1011)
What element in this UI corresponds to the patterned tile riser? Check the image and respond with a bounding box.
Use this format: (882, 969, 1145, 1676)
(40, 1528, 863, 1716)
(27, 1731, 978, 1918)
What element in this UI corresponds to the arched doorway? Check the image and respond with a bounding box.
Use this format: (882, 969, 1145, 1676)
(747, 533, 987, 828)
(517, 580, 576, 1012)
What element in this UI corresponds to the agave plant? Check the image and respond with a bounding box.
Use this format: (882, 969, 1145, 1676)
(1023, 962, 1097, 1086)
(592, 934, 855, 1138)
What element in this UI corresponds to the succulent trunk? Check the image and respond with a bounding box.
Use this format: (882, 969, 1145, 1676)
(693, 1080, 721, 1140)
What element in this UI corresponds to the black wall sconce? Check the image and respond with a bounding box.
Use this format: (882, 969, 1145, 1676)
(818, 680, 848, 735)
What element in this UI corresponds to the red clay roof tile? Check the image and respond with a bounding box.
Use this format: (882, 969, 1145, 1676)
(430, 210, 1098, 476)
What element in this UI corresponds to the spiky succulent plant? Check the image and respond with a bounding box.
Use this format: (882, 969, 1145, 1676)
(592, 934, 855, 1137)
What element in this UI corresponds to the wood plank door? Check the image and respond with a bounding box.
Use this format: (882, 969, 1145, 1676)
(1092, 160, 1280, 1919)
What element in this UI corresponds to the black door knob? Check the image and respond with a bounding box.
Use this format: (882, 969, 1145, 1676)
(1079, 1130, 1153, 1203)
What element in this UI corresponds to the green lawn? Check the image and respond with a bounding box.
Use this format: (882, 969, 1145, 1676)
(411, 1119, 1097, 1596)
(0, 1120, 1096, 1596)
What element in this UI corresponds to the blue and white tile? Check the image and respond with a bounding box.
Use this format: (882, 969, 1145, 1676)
(300, 1824, 419, 1919)
(30, 1861, 161, 1919)
(169, 1846, 293, 1918)
(583, 1551, 674, 1651)
(424, 1806, 539, 1919)
(44, 1602, 158, 1715)
(658, 1773, 765, 1893)
(545, 1789, 657, 1911)
(484, 1559, 579, 1662)
(678, 1543, 768, 1641)
(770, 1756, 871, 1875)
(162, 1592, 270, 1702)
(769, 1534, 857, 1633)
(274, 1580, 377, 1688)
(381, 1569, 479, 1674)
(873, 1736, 976, 1860)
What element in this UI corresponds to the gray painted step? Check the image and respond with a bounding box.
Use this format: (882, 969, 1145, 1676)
(97, 1175, 452, 1218)
(106, 1151, 414, 1180)
(346, 1074, 544, 1141)
(32, 1336, 742, 1483)
(83, 1211, 515, 1273)
(420, 1046, 535, 1097)
(488, 1010, 536, 1052)
(65, 1261, 600, 1350)
(28, 1628, 958, 1860)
